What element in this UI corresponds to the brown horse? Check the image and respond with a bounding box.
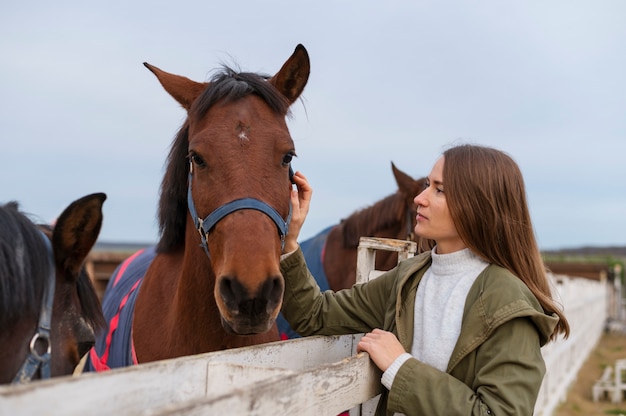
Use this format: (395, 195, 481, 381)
(0, 193, 106, 384)
(276, 163, 425, 338)
(86, 44, 310, 369)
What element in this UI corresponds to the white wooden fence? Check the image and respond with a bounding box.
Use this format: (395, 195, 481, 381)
(0, 334, 380, 415)
(0, 238, 609, 415)
(534, 273, 607, 415)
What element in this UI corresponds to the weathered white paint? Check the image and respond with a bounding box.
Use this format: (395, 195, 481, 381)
(0, 334, 380, 415)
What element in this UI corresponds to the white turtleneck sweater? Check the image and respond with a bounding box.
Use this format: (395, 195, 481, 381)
(382, 247, 489, 390)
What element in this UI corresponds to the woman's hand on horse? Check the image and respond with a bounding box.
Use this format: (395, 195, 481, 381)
(284, 171, 312, 253)
(357, 329, 407, 372)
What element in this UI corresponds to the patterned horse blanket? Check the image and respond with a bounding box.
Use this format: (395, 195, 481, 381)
(84, 246, 157, 371)
(276, 225, 334, 339)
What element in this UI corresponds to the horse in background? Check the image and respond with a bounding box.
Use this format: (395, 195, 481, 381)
(306, 162, 425, 291)
(0, 193, 106, 384)
(277, 163, 425, 339)
(86, 44, 310, 370)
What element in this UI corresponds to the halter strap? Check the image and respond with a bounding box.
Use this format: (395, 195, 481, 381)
(187, 165, 294, 257)
(12, 230, 55, 384)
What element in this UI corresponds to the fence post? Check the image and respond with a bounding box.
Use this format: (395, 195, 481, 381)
(351, 237, 417, 416)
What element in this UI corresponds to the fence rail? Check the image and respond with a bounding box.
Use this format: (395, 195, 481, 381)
(0, 335, 380, 415)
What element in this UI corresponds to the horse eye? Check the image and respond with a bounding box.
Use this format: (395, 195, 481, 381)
(282, 153, 294, 166)
(189, 152, 206, 167)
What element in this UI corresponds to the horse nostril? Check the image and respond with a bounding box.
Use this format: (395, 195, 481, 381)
(219, 276, 247, 312)
(260, 276, 284, 304)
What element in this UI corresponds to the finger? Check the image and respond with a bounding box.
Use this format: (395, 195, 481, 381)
(293, 172, 312, 198)
(356, 339, 370, 354)
(290, 188, 300, 209)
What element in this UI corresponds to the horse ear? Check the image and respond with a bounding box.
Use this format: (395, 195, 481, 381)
(144, 63, 208, 110)
(52, 193, 106, 280)
(269, 44, 310, 104)
(391, 162, 418, 194)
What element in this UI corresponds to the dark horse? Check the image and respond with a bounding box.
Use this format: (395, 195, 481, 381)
(0, 193, 106, 384)
(277, 163, 425, 339)
(86, 45, 310, 370)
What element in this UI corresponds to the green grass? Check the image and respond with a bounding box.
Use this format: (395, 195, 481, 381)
(604, 409, 626, 415)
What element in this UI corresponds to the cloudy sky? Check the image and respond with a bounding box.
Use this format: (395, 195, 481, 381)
(1, 1, 624, 251)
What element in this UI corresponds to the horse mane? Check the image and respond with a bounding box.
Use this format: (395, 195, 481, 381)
(0, 204, 105, 332)
(340, 191, 406, 249)
(76, 264, 107, 332)
(0, 202, 47, 328)
(156, 66, 291, 253)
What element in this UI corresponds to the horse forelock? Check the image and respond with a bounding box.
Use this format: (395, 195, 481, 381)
(0, 203, 48, 328)
(341, 192, 407, 248)
(191, 67, 291, 119)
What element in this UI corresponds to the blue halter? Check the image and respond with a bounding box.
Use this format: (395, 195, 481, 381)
(187, 164, 294, 258)
(12, 230, 55, 384)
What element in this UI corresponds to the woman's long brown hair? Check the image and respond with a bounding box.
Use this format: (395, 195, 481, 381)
(443, 144, 570, 340)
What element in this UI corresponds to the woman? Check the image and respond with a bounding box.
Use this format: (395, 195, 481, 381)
(280, 144, 569, 415)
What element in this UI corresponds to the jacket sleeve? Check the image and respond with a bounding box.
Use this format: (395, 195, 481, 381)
(387, 316, 545, 416)
(279, 247, 398, 336)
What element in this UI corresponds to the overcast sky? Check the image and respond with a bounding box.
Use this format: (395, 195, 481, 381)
(1, 1, 624, 251)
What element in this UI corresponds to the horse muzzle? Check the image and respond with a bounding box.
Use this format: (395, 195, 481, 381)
(217, 274, 284, 335)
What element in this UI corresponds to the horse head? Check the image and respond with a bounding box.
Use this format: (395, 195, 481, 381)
(0, 193, 106, 383)
(145, 45, 310, 335)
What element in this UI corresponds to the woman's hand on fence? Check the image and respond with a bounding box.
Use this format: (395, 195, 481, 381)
(357, 328, 406, 372)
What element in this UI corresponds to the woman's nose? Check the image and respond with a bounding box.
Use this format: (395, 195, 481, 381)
(414, 189, 427, 206)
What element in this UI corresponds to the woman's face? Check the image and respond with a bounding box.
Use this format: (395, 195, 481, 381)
(414, 156, 466, 254)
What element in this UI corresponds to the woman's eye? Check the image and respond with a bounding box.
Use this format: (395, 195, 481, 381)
(282, 153, 295, 166)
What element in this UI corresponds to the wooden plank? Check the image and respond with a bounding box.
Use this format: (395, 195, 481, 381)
(205, 362, 294, 396)
(145, 353, 382, 416)
(0, 357, 208, 415)
(0, 335, 361, 415)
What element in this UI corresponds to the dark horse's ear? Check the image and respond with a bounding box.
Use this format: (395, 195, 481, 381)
(143, 62, 208, 111)
(269, 44, 310, 104)
(51, 193, 106, 280)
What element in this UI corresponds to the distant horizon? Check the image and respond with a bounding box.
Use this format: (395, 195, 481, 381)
(93, 238, 626, 255)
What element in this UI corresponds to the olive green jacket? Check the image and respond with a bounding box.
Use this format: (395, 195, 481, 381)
(280, 248, 559, 416)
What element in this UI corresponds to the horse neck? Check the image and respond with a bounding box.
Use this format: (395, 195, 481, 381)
(135, 234, 278, 360)
(174, 243, 223, 333)
(341, 192, 408, 248)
